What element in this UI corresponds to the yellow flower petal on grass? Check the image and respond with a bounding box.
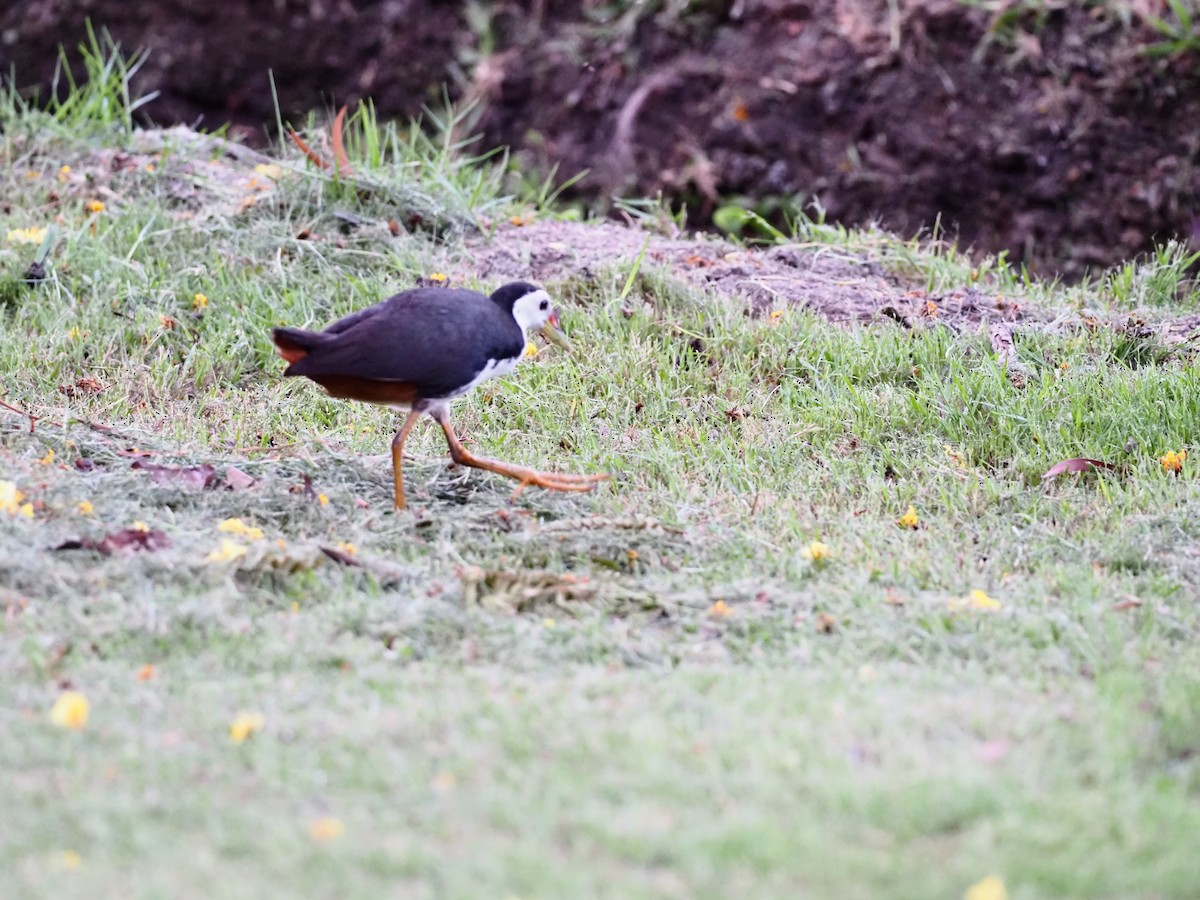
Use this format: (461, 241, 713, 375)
(76, 500, 95, 515)
(58, 850, 83, 870)
(968, 589, 1002, 611)
(229, 711, 264, 743)
(897, 505, 920, 529)
(38, 448, 55, 466)
(1160, 449, 1187, 473)
(50, 691, 89, 731)
(85, 200, 105, 213)
(524, 341, 539, 358)
(317, 493, 329, 506)
(135, 664, 157, 681)
(428, 272, 447, 283)
(254, 163, 282, 179)
(193, 293, 209, 310)
(6, 226, 47, 245)
(205, 539, 248, 564)
(218, 518, 264, 541)
(131, 520, 150, 533)
(965, 875, 1008, 900)
(950, 589, 1003, 613)
(0, 480, 27, 516)
(802, 541, 830, 562)
(309, 817, 345, 842)
(708, 600, 733, 618)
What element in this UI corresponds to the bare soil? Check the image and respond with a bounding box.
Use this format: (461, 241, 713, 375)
(466, 218, 1035, 331)
(3, 0, 1198, 277)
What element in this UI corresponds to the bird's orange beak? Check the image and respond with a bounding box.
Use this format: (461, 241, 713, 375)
(541, 311, 572, 352)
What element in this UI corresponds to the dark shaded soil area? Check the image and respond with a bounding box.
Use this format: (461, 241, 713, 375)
(3, 0, 1198, 278)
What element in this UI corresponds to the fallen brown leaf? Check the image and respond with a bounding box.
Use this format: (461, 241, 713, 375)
(56, 528, 171, 555)
(319, 545, 362, 567)
(1042, 457, 1116, 479)
(131, 460, 218, 490)
(224, 465, 256, 491)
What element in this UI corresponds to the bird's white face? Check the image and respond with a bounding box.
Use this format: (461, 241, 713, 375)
(511, 288, 555, 332)
(512, 288, 571, 351)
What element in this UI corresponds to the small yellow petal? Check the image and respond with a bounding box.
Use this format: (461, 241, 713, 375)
(229, 711, 264, 743)
(0, 480, 25, 515)
(309, 817, 345, 842)
(708, 599, 733, 618)
(541, 617, 556, 629)
(193, 293, 209, 310)
(205, 539, 248, 564)
(218, 517, 264, 541)
(76, 500, 95, 515)
(85, 200, 105, 213)
(59, 850, 83, 870)
(964, 875, 1008, 900)
(428, 272, 448, 283)
(5, 226, 48, 245)
(254, 163, 282, 179)
(802, 541, 830, 561)
(897, 505, 920, 529)
(334, 541, 356, 556)
(49, 691, 89, 731)
(131, 521, 150, 533)
(524, 341, 539, 358)
(968, 589, 1002, 611)
(317, 493, 329, 506)
(38, 448, 56, 466)
(135, 664, 157, 681)
(18, 502, 34, 519)
(1160, 449, 1187, 473)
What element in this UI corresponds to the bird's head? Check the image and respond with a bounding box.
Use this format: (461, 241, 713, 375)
(491, 281, 571, 352)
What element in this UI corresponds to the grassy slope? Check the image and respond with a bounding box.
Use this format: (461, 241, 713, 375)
(2, 52, 1200, 900)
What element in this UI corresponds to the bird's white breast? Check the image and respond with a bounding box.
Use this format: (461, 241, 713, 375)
(451, 355, 520, 397)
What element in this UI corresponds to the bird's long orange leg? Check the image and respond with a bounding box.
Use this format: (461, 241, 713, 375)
(432, 409, 609, 500)
(391, 409, 423, 510)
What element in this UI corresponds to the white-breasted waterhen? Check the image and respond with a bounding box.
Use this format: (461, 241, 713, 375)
(272, 281, 609, 509)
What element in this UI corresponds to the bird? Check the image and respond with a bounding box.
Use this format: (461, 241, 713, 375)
(272, 281, 609, 509)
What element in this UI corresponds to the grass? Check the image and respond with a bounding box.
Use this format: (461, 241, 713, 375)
(3, 39, 1200, 900)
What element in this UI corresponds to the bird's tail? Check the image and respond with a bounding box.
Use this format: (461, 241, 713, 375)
(272, 327, 326, 372)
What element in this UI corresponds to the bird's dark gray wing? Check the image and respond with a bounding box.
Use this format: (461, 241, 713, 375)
(287, 289, 524, 396)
